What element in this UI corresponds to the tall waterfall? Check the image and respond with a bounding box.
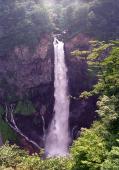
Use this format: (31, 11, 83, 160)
(45, 37, 70, 157)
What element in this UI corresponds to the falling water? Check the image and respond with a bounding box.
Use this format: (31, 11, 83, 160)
(45, 37, 70, 157)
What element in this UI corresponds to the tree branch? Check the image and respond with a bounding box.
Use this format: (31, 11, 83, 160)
(5, 104, 41, 150)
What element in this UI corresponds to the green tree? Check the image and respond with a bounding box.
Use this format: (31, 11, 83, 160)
(0, 0, 52, 56)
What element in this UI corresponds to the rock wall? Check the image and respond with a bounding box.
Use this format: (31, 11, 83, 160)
(0, 34, 54, 150)
(65, 33, 97, 140)
(0, 33, 98, 150)
(0, 34, 54, 101)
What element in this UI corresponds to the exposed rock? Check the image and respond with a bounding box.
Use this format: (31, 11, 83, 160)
(65, 33, 98, 140)
(0, 34, 54, 99)
(65, 33, 91, 51)
(0, 33, 98, 151)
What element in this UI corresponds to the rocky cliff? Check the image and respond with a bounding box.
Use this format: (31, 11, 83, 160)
(0, 33, 98, 151)
(65, 33, 97, 140)
(0, 34, 53, 100)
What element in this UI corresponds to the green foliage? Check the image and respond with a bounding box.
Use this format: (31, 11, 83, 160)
(51, 0, 90, 33)
(80, 91, 92, 99)
(101, 147, 119, 170)
(101, 47, 119, 96)
(71, 50, 90, 59)
(0, 118, 17, 143)
(0, 144, 28, 168)
(71, 128, 108, 170)
(0, 0, 119, 57)
(65, 40, 119, 170)
(0, 144, 73, 170)
(0, 0, 52, 55)
(71, 40, 119, 170)
(96, 96, 118, 123)
(89, 45, 119, 96)
(73, 40, 119, 98)
(0, 106, 17, 143)
(20, 156, 73, 170)
(46, 0, 119, 40)
(71, 94, 119, 170)
(15, 100, 36, 116)
(87, 0, 119, 40)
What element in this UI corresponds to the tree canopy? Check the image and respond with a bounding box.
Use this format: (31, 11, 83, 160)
(0, 0, 52, 55)
(1, 0, 119, 56)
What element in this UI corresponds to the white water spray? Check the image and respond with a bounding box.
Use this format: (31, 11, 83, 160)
(45, 37, 70, 157)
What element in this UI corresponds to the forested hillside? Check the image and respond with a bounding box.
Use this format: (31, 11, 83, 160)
(1, 0, 119, 54)
(0, 0, 119, 169)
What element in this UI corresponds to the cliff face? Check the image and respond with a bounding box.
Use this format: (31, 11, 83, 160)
(65, 33, 97, 139)
(0, 33, 97, 150)
(0, 34, 53, 100)
(0, 33, 93, 101)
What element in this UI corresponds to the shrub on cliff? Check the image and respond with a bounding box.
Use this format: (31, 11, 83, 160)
(0, 144, 73, 170)
(0, 144, 27, 169)
(71, 95, 118, 170)
(0, 107, 17, 143)
(19, 156, 73, 170)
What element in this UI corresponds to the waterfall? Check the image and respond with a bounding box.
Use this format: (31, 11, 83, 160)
(45, 37, 70, 157)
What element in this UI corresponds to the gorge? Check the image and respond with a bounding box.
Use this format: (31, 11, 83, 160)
(0, 33, 98, 153)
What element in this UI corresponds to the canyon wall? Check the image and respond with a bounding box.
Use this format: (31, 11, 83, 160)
(0, 33, 98, 150)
